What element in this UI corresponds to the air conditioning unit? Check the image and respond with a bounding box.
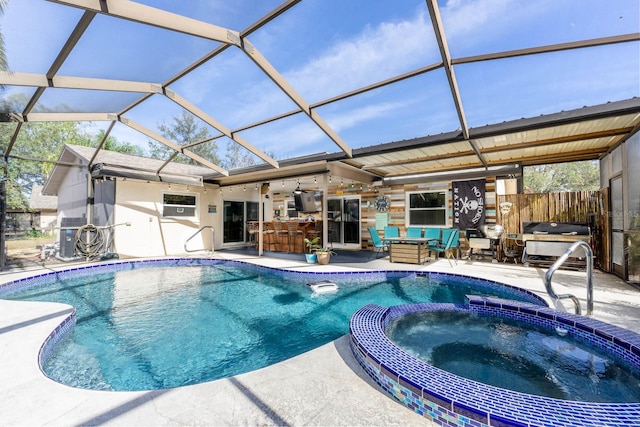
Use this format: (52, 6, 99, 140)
(59, 217, 85, 258)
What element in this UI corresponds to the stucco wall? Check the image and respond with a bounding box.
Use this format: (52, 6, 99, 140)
(56, 166, 88, 225)
(38, 211, 57, 234)
(113, 180, 221, 257)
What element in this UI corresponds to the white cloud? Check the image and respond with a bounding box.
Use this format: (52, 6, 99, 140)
(284, 9, 434, 102)
(327, 100, 410, 133)
(439, 0, 550, 51)
(167, 0, 543, 144)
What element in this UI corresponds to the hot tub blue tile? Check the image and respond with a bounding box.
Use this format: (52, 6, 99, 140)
(351, 297, 640, 427)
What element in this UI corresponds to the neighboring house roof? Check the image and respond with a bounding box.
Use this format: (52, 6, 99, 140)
(29, 185, 58, 211)
(43, 144, 216, 195)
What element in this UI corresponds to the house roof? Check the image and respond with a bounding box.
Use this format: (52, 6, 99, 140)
(2, 1, 639, 191)
(29, 185, 57, 210)
(44, 144, 214, 195)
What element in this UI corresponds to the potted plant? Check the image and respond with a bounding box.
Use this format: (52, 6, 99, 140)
(304, 237, 321, 263)
(315, 247, 336, 265)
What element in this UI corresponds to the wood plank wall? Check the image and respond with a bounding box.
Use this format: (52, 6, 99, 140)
(358, 179, 498, 252)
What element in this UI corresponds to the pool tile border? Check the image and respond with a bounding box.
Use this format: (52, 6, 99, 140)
(0, 257, 546, 307)
(350, 298, 640, 427)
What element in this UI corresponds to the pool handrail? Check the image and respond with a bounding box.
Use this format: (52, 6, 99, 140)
(184, 226, 215, 254)
(544, 240, 593, 315)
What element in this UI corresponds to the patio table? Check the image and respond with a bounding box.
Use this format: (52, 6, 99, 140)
(385, 237, 437, 265)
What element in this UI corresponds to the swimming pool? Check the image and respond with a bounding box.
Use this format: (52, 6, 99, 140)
(0, 258, 545, 391)
(350, 297, 640, 427)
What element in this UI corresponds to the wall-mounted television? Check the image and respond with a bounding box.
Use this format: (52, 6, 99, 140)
(294, 190, 322, 213)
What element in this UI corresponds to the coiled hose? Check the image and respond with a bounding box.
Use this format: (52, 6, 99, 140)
(75, 224, 109, 259)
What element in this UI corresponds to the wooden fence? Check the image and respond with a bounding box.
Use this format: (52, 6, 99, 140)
(497, 191, 608, 271)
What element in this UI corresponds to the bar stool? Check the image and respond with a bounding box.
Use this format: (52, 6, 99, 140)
(286, 221, 304, 253)
(247, 222, 258, 249)
(262, 223, 276, 252)
(272, 221, 288, 251)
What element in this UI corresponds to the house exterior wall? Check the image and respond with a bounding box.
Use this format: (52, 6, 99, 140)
(56, 166, 88, 225)
(601, 131, 640, 283)
(38, 210, 57, 233)
(113, 180, 222, 257)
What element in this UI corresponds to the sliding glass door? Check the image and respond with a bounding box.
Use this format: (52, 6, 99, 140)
(223, 200, 259, 245)
(327, 196, 360, 247)
(223, 201, 245, 244)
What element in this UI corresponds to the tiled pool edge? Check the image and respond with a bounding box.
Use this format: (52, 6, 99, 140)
(349, 298, 640, 427)
(0, 257, 546, 307)
(38, 309, 76, 371)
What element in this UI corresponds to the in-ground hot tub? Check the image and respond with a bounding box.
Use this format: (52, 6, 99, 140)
(349, 296, 640, 427)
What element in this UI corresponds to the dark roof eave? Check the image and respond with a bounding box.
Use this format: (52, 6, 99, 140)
(203, 151, 347, 181)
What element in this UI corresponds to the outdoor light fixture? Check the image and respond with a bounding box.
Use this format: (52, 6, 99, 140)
(293, 180, 302, 195)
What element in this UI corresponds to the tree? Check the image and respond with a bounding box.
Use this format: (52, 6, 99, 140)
(221, 141, 276, 170)
(149, 110, 220, 166)
(0, 0, 8, 72)
(0, 94, 148, 209)
(523, 160, 600, 193)
(2, 119, 91, 209)
(94, 129, 145, 156)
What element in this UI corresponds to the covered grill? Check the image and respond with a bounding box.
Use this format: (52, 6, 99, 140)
(466, 224, 505, 263)
(516, 222, 591, 268)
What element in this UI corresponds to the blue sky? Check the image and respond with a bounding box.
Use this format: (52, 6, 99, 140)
(1, 0, 639, 165)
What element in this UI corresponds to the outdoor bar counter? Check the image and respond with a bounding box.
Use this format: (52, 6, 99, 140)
(253, 221, 321, 253)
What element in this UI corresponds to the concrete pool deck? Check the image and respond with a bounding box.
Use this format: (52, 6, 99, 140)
(0, 253, 638, 426)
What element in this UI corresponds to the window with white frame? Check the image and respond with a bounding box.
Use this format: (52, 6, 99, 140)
(162, 193, 197, 218)
(406, 191, 447, 226)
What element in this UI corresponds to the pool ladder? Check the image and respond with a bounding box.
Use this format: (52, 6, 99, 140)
(184, 226, 215, 254)
(543, 240, 593, 316)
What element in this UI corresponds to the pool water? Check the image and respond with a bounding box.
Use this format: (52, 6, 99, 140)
(385, 311, 640, 402)
(5, 262, 539, 391)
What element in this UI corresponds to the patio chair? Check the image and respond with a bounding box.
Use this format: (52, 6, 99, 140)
(431, 228, 459, 266)
(450, 228, 461, 260)
(406, 227, 422, 238)
(384, 226, 400, 244)
(424, 227, 441, 251)
(440, 228, 454, 247)
(368, 227, 389, 259)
